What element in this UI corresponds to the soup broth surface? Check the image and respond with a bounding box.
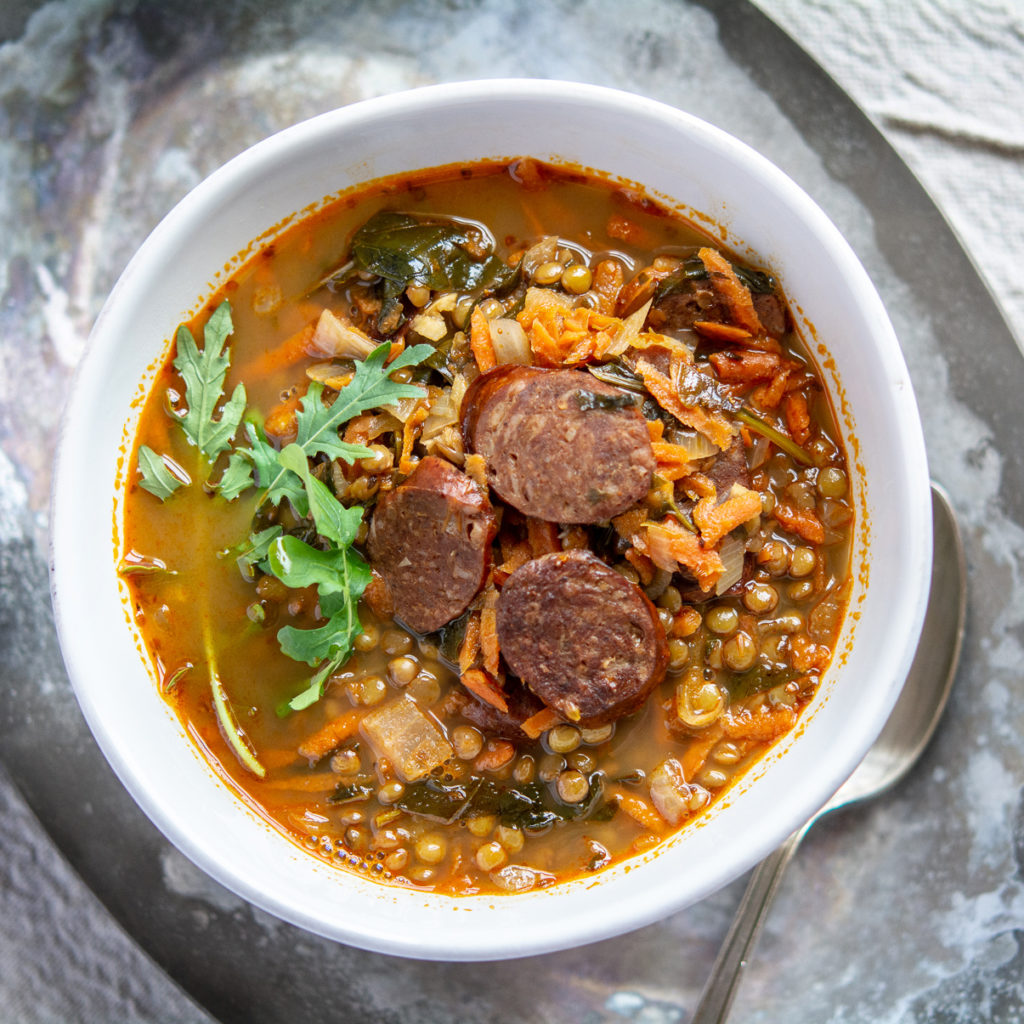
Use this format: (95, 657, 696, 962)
(122, 160, 852, 895)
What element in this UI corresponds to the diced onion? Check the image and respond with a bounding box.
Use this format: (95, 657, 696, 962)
(520, 236, 559, 277)
(667, 427, 718, 461)
(640, 523, 679, 574)
(523, 286, 573, 318)
(715, 533, 746, 596)
(649, 758, 690, 826)
(605, 298, 652, 357)
(311, 308, 376, 360)
(747, 433, 772, 469)
(410, 313, 448, 342)
(489, 318, 531, 365)
(421, 394, 458, 440)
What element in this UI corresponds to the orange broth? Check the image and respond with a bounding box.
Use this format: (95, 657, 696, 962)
(121, 160, 852, 895)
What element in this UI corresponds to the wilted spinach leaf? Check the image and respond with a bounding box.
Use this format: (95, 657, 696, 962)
(351, 211, 517, 297)
(328, 781, 375, 804)
(396, 778, 479, 823)
(652, 254, 776, 300)
(732, 263, 777, 295)
(728, 665, 797, 700)
(573, 388, 640, 413)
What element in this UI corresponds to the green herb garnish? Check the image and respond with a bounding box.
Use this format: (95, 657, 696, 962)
(137, 445, 189, 499)
(173, 301, 246, 463)
(252, 341, 432, 511)
(265, 445, 372, 714)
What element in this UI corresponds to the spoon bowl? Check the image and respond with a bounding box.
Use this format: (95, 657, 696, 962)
(691, 481, 966, 1023)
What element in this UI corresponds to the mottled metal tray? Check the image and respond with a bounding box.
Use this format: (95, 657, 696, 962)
(2, 1, 1022, 1022)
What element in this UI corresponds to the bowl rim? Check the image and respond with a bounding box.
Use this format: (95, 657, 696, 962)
(49, 77, 932, 960)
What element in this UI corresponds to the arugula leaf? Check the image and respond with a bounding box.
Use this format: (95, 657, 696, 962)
(172, 301, 246, 462)
(217, 449, 255, 502)
(293, 342, 430, 458)
(256, 341, 430, 507)
(268, 535, 369, 602)
(137, 445, 189, 499)
(277, 445, 364, 546)
(241, 422, 308, 513)
(229, 525, 284, 578)
(262, 463, 372, 714)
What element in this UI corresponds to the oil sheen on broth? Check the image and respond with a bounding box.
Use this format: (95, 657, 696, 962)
(121, 160, 853, 896)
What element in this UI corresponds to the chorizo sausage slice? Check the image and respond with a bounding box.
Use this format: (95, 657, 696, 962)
(462, 366, 654, 524)
(366, 456, 496, 634)
(496, 549, 669, 728)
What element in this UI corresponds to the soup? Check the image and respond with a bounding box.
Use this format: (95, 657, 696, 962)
(121, 160, 852, 895)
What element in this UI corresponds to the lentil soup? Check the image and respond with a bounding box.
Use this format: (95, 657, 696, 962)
(121, 160, 852, 895)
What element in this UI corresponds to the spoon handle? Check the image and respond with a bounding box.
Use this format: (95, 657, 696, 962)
(689, 822, 811, 1024)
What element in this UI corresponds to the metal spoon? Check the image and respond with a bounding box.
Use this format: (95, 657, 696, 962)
(690, 482, 966, 1024)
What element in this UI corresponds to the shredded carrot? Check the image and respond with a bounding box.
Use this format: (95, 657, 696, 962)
(708, 349, 781, 383)
(474, 737, 516, 771)
(460, 668, 508, 714)
(751, 368, 791, 409)
(526, 518, 561, 558)
(520, 706, 562, 740)
(636, 519, 725, 592)
(774, 502, 826, 545)
(592, 258, 625, 313)
(624, 545, 657, 586)
(263, 383, 308, 445)
(680, 728, 722, 780)
(384, 336, 405, 364)
(480, 589, 501, 678)
(635, 359, 736, 451)
(398, 403, 428, 475)
(783, 391, 811, 445)
(693, 320, 753, 343)
(722, 703, 797, 743)
(497, 540, 533, 576)
(245, 321, 318, 379)
(646, 418, 665, 442)
(681, 472, 716, 499)
(694, 484, 762, 547)
(697, 248, 764, 336)
(469, 306, 497, 373)
(651, 441, 694, 482)
(296, 709, 361, 762)
(518, 296, 625, 367)
(458, 612, 482, 674)
(609, 787, 666, 831)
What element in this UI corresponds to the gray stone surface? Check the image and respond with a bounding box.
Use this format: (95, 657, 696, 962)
(1, 1, 1022, 1022)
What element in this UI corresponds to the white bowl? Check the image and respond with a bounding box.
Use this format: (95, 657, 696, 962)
(50, 80, 931, 961)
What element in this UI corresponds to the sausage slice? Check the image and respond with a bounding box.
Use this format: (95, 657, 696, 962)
(367, 456, 496, 633)
(496, 550, 669, 727)
(462, 366, 654, 524)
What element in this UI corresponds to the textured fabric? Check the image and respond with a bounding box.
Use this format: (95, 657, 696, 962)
(756, 0, 1024, 346)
